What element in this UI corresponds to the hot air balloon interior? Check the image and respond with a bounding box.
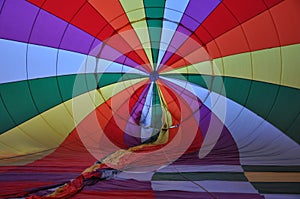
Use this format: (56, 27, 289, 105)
(0, 0, 300, 198)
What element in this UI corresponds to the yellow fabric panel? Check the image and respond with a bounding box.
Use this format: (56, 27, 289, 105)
(0, 141, 22, 158)
(0, 127, 45, 156)
(120, 0, 145, 20)
(252, 47, 281, 85)
(120, 0, 153, 66)
(281, 44, 300, 88)
(99, 78, 147, 101)
(0, 79, 146, 165)
(17, 115, 64, 148)
(161, 61, 214, 76)
(223, 52, 252, 79)
(245, 172, 300, 182)
(71, 90, 100, 126)
(41, 103, 75, 136)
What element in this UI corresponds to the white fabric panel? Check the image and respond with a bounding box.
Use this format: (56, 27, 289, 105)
(0, 39, 27, 83)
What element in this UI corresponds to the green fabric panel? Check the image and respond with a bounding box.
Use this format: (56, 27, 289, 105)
(152, 172, 248, 181)
(98, 73, 123, 88)
(144, 0, 165, 67)
(246, 81, 279, 119)
(243, 165, 300, 172)
(251, 182, 300, 194)
(57, 74, 96, 101)
(98, 73, 146, 88)
(222, 77, 252, 106)
(151, 84, 162, 129)
(0, 81, 39, 133)
(29, 77, 62, 113)
(267, 86, 300, 142)
(161, 74, 211, 89)
(0, 97, 16, 134)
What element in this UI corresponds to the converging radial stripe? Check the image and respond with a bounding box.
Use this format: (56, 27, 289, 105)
(88, 0, 151, 66)
(161, 44, 300, 89)
(26, 0, 151, 69)
(156, 0, 189, 67)
(162, 0, 296, 69)
(119, 0, 154, 67)
(158, 0, 221, 70)
(143, 0, 165, 69)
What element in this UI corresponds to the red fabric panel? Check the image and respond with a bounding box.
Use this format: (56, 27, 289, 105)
(264, 0, 284, 8)
(71, 3, 114, 40)
(0, 181, 53, 198)
(212, 26, 250, 57)
(242, 11, 280, 51)
(42, 0, 86, 22)
(73, 190, 155, 199)
(270, 0, 300, 46)
(27, 0, 46, 7)
(28, 129, 98, 172)
(224, 0, 267, 23)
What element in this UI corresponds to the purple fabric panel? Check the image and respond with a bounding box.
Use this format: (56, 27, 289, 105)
(0, 0, 39, 42)
(154, 191, 264, 199)
(173, 123, 239, 165)
(124, 84, 151, 146)
(60, 25, 95, 55)
(91, 41, 145, 71)
(159, 31, 189, 66)
(30, 10, 68, 48)
(180, 0, 221, 32)
(198, 105, 211, 137)
(159, 0, 220, 66)
(83, 179, 152, 191)
(0, 171, 76, 182)
(123, 122, 142, 147)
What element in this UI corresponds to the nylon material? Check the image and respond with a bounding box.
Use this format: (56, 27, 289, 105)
(0, 0, 39, 42)
(281, 44, 300, 88)
(264, 194, 300, 199)
(17, 115, 64, 146)
(158, 0, 221, 68)
(140, 83, 154, 141)
(1, 0, 300, 198)
(119, 0, 153, 66)
(252, 47, 281, 85)
(160, 76, 300, 165)
(190, 44, 299, 89)
(157, 165, 244, 173)
(222, 51, 252, 79)
(0, 39, 27, 84)
(157, 0, 189, 65)
(151, 181, 259, 193)
(27, 44, 58, 79)
(96, 59, 148, 75)
(57, 50, 88, 75)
